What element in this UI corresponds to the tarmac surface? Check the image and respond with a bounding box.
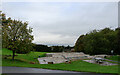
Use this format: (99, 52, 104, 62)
(1, 67, 117, 75)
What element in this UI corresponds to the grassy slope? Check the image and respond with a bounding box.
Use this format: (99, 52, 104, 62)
(2, 48, 47, 63)
(1, 48, 119, 74)
(16, 52, 47, 63)
(2, 48, 12, 55)
(106, 56, 120, 61)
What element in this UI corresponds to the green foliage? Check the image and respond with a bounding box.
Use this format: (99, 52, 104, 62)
(2, 12, 34, 60)
(75, 28, 119, 55)
(34, 44, 73, 52)
(75, 35, 84, 52)
(34, 44, 51, 52)
(51, 46, 64, 52)
(115, 27, 120, 55)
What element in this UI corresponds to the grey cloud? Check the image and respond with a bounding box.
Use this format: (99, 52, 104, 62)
(2, 2, 118, 46)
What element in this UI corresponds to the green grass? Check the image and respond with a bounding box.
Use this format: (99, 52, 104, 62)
(2, 48, 47, 63)
(106, 55, 120, 61)
(16, 52, 47, 63)
(1, 48, 119, 74)
(2, 59, 119, 74)
(105, 60, 120, 65)
(2, 48, 12, 55)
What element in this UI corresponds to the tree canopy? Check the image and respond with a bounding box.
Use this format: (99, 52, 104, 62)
(2, 12, 34, 60)
(75, 28, 119, 55)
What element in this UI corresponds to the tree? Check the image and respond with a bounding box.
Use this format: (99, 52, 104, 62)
(117, 27, 120, 54)
(75, 35, 85, 52)
(115, 27, 120, 55)
(50, 46, 65, 52)
(34, 44, 51, 52)
(0, 11, 2, 50)
(75, 28, 118, 55)
(2, 13, 34, 60)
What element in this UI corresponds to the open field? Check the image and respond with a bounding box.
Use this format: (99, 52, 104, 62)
(1, 48, 119, 74)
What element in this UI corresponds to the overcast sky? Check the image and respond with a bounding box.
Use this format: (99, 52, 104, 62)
(2, 2, 118, 46)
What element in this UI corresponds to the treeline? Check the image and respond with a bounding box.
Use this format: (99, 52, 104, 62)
(75, 28, 120, 55)
(33, 44, 51, 52)
(33, 44, 74, 52)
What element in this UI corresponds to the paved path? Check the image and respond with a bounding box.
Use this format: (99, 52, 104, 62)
(1, 67, 116, 75)
(2, 66, 82, 73)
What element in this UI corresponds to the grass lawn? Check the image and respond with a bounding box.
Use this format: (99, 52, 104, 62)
(1, 48, 119, 74)
(106, 55, 120, 61)
(2, 48, 47, 63)
(1, 48, 12, 55)
(15, 52, 47, 63)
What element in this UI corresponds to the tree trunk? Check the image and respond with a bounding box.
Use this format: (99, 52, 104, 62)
(12, 50, 15, 60)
